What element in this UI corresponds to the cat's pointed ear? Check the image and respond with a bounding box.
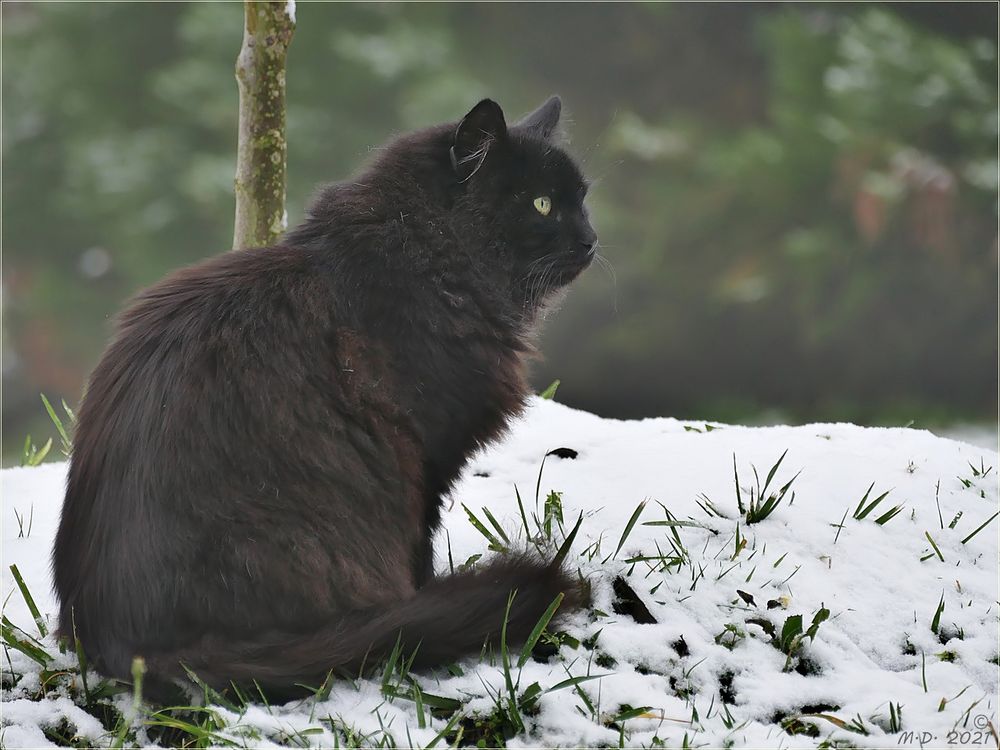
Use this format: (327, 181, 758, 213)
(452, 99, 507, 183)
(514, 95, 562, 140)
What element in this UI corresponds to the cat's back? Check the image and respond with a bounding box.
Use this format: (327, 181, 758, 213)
(77, 245, 317, 432)
(68, 244, 333, 487)
(56, 246, 334, 612)
(117, 244, 318, 344)
(56, 241, 422, 657)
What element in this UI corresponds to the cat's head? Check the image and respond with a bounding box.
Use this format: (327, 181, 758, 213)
(449, 97, 597, 312)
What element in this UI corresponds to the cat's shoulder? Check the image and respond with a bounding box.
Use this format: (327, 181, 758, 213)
(140, 245, 313, 300)
(119, 245, 322, 336)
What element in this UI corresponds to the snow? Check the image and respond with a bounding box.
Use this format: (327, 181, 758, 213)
(936, 424, 998, 453)
(2, 398, 998, 748)
(285, 0, 295, 24)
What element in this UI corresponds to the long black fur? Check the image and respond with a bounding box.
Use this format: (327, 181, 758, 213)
(53, 96, 597, 698)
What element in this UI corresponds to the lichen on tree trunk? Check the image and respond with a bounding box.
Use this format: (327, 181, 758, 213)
(233, 0, 295, 250)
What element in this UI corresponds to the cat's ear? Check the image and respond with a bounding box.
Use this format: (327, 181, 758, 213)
(452, 99, 507, 183)
(514, 95, 561, 140)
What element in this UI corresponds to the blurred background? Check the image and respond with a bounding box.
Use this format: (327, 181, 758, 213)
(3, 2, 997, 463)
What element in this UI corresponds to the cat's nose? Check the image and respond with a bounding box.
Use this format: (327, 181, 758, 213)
(578, 231, 598, 256)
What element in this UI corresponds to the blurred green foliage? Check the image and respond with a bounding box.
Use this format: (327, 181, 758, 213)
(2, 3, 996, 459)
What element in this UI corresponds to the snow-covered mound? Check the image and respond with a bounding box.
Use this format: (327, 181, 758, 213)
(3, 399, 998, 748)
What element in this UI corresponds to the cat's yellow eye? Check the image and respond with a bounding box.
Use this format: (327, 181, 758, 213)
(533, 196, 552, 216)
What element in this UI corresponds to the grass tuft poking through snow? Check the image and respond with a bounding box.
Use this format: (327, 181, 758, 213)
(2, 398, 998, 748)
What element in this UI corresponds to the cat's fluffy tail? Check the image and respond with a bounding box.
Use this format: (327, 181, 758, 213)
(144, 555, 582, 698)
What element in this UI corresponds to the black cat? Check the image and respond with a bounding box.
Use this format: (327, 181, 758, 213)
(53, 96, 597, 698)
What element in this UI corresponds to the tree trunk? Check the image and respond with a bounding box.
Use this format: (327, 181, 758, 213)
(233, 0, 295, 250)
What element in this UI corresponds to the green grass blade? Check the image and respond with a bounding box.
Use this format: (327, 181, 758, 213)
(924, 531, 945, 562)
(413, 681, 425, 729)
(71, 611, 91, 704)
(480, 506, 511, 546)
(1, 617, 52, 666)
(552, 512, 583, 568)
(446, 530, 454, 576)
(380, 633, 404, 692)
(544, 673, 609, 694)
(642, 519, 712, 530)
(9, 565, 47, 637)
(612, 705, 655, 722)
(112, 657, 146, 749)
(733, 454, 744, 514)
(461, 504, 505, 551)
(41, 393, 70, 454)
(833, 507, 849, 544)
(612, 501, 646, 560)
(857, 489, 892, 520)
(30, 438, 52, 467)
(61, 399, 77, 424)
(853, 482, 875, 519)
(775, 471, 802, 498)
(534, 453, 551, 507)
(517, 593, 564, 668)
(514, 485, 532, 539)
(930, 591, 945, 634)
(411, 692, 461, 711)
(499, 591, 524, 733)
(538, 379, 560, 400)
(761, 449, 788, 498)
(960, 511, 999, 544)
(424, 708, 464, 749)
(874, 505, 904, 525)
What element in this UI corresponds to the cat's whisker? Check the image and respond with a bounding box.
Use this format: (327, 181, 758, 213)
(523, 253, 560, 309)
(588, 159, 625, 187)
(524, 256, 558, 313)
(530, 264, 549, 309)
(524, 253, 555, 276)
(593, 249, 619, 314)
(537, 262, 558, 315)
(579, 107, 620, 168)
